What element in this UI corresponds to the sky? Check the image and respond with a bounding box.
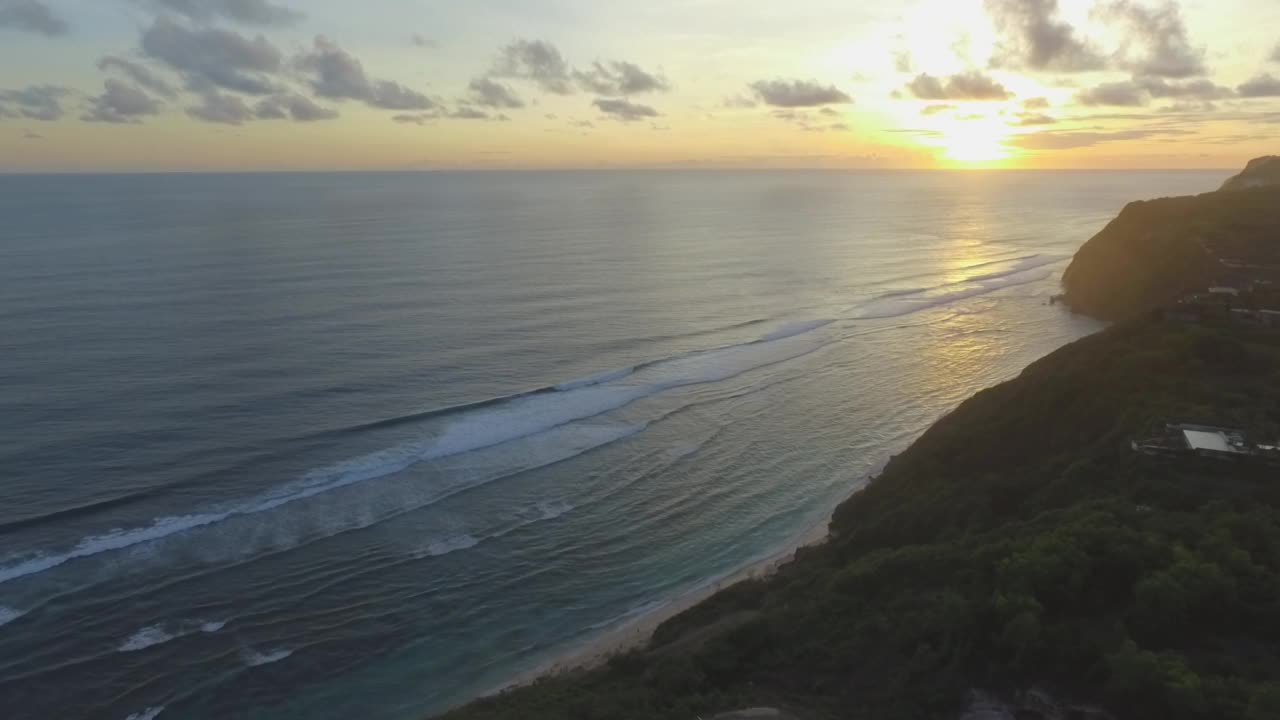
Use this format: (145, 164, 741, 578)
(0, 0, 1278, 171)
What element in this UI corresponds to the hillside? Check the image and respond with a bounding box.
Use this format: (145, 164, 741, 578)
(1220, 156, 1280, 192)
(443, 318, 1280, 720)
(1060, 181, 1280, 321)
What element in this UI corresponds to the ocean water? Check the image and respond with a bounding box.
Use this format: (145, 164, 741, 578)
(0, 170, 1229, 720)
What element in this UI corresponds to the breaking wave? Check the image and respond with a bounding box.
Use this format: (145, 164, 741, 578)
(119, 619, 227, 653)
(0, 320, 835, 587)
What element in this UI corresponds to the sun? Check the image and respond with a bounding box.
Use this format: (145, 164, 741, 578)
(937, 118, 1014, 165)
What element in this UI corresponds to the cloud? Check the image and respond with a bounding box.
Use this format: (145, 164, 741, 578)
(985, 0, 1105, 72)
(1016, 112, 1057, 125)
(135, 0, 302, 27)
(573, 61, 670, 95)
(411, 34, 436, 48)
(97, 56, 177, 98)
(721, 94, 757, 109)
(1011, 127, 1192, 150)
(449, 106, 509, 121)
(393, 113, 436, 125)
(1076, 77, 1233, 106)
(142, 17, 282, 95)
(1139, 77, 1232, 100)
(0, 0, 68, 36)
(491, 39, 573, 94)
(0, 84, 69, 120)
(23, 129, 43, 140)
(254, 93, 338, 121)
(1238, 74, 1280, 98)
(1023, 96, 1050, 110)
(593, 97, 660, 121)
(1102, 0, 1205, 78)
(893, 50, 913, 73)
(467, 77, 524, 109)
(749, 79, 851, 107)
(296, 36, 438, 110)
(82, 79, 163, 123)
(186, 90, 256, 124)
(1273, 43, 1280, 64)
(1076, 80, 1147, 106)
(921, 103, 956, 115)
(904, 71, 1012, 101)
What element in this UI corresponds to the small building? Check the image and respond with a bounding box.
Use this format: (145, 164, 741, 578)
(1173, 424, 1249, 458)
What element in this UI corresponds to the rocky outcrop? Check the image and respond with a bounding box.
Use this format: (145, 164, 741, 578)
(1220, 155, 1280, 192)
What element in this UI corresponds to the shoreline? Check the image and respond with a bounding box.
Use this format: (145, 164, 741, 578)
(486, 515, 834, 697)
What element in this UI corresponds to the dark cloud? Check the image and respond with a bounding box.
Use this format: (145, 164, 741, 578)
(904, 71, 1012, 101)
(142, 17, 282, 95)
(296, 36, 438, 110)
(186, 90, 255, 124)
(0, 0, 68, 36)
(1023, 96, 1050, 109)
(1102, 0, 1205, 78)
(1238, 74, 1280, 98)
(411, 34, 436, 48)
(98, 56, 177, 98)
(593, 97, 660, 121)
(467, 77, 524, 109)
(23, 129, 43, 140)
(573, 61, 670, 95)
(136, 0, 302, 27)
(921, 103, 956, 116)
(1273, 44, 1280, 64)
(1140, 77, 1232, 100)
(491, 39, 573, 95)
(1076, 80, 1148, 106)
(1076, 77, 1233, 106)
(254, 93, 338, 121)
(721, 94, 757, 109)
(82, 79, 162, 123)
(0, 84, 69, 120)
(1016, 112, 1057, 125)
(985, 0, 1105, 72)
(749, 79, 851, 107)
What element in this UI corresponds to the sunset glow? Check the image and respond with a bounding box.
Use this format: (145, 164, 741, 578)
(1, 0, 1278, 171)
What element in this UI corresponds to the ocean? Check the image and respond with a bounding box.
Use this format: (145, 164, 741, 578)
(0, 169, 1230, 720)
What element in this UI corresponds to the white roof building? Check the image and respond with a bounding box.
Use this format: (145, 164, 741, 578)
(1182, 429, 1245, 454)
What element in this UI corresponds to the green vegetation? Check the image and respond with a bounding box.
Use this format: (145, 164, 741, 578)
(1061, 186, 1280, 321)
(443, 319, 1280, 720)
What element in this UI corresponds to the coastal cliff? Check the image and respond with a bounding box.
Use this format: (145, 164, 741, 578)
(445, 317, 1280, 720)
(1060, 159, 1280, 321)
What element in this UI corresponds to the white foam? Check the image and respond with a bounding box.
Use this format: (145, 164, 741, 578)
(0, 606, 26, 628)
(423, 534, 480, 557)
(0, 320, 835, 587)
(124, 707, 165, 720)
(118, 618, 227, 652)
(119, 625, 175, 653)
(243, 647, 293, 667)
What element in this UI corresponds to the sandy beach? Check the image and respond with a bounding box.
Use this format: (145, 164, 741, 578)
(488, 517, 833, 695)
